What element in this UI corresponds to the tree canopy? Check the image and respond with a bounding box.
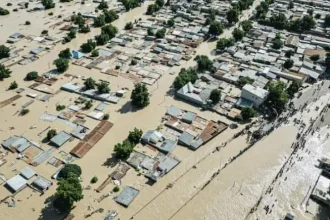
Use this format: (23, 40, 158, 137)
(94, 14, 106, 27)
(155, 28, 166, 38)
(101, 24, 118, 39)
(240, 107, 256, 121)
(84, 77, 96, 90)
(98, 0, 109, 9)
(272, 34, 283, 49)
(58, 48, 71, 59)
(167, 18, 175, 27)
(125, 22, 134, 30)
(58, 164, 82, 179)
(128, 128, 143, 145)
(232, 28, 244, 41)
(47, 129, 57, 140)
(95, 34, 110, 45)
(283, 59, 294, 69)
(265, 81, 288, 114)
(104, 10, 119, 23)
(0, 7, 10, 15)
(0, 64, 11, 80)
(325, 14, 330, 27)
(0, 45, 10, 59)
(208, 21, 223, 36)
(97, 81, 110, 94)
(209, 89, 221, 104)
(54, 58, 69, 73)
(241, 20, 253, 32)
(286, 81, 300, 98)
(80, 39, 96, 53)
(227, 8, 239, 24)
(131, 83, 150, 108)
(194, 55, 214, 72)
(54, 173, 83, 212)
(42, 0, 55, 9)
(216, 38, 234, 50)
(238, 76, 254, 87)
(173, 68, 198, 89)
(26, 71, 38, 80)
(114, 140, 134, 159)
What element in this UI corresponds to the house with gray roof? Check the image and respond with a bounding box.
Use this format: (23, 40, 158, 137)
(176, 82, 217, 106)
(141, 130, 177, 154)
(50, 131, 71, 148)
(114, 186, 140, 207)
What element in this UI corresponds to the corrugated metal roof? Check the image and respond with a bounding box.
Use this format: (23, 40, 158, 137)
(6, 175, 27, 192)
(114, 186, 140, 207)
(20, 167, 36, 179)
(50, 131, 71, 147)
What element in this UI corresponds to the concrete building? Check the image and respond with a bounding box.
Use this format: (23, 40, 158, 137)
(240, 84, 269, 108)
(114, 186, 140, 207)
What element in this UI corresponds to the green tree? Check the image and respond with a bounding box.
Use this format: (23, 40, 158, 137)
(238, 76, 254, 87)
(101, 24, 118, 39)
(125, 22, 133, 30)
(266, 81, 289, 114)
(113, 185, 120, 192)
(286, 81, 300, 98)
(209, 89, 221, 104)
(285, 50, 294, 58)
(227, 8, 239, 24)
(58, 48, 71, 59)
(72, 14, 85, 27)
(310, 54, 320, 61)
(94, 14, 106, 27)
(80, 39, 96, 53)
(167, 18, 175, 27)
(91, 49, 99, 57)
(233, 28, 244, 41)
(288, 1, 294, 9)
(128, 128, 143, 144)
(156, 0, 164, 7)
(90, 176, 98, 184)
(58, 164, 82, 179)
(216, 38, 234, 50)
(315, 13, 321, 19)
(26, 71, 38, 80)
(173, 68, 198, 89)
(0, 7, 10, 15)
(131, 59, 137, 65)
(307, 8, 313, 16)
(299, 15, 315, 31)
(114, 140, 134, 159)
(194, 55, 214, 72)
(53, 173, 83, 212)
(269, 13, 288, 30)
(79, 25, 90, 33)
(0, 64, 11, 80)
(8, 81, 18, 90)
(68, 30, 76, 39)
(95, 34, 110, 45)
(97, 81, 110, 93)
(131, 83, 150, 108)
(241, 20, 253, 32)
(84, 77, 96, 90)
(146, 4, 159, 15)
(20, 109, 29, 116)
(208, 21, 223, 36)
(0, 45, 10, 59)
(147, 28, 154, 36)
(240, 107, 256, 121)
(104, 10, 119, 23)
(98, 0, 109, 9)
(54, 58, 69, 73)
(283, 59, 294, 69)
(41, 0, 55, 9)
(85, 100, 93, 109)
(325, 15, 330, 27)
(47, 129, 57, 140)
(155, 28, 166, 38)
(272, 34, 283, 49)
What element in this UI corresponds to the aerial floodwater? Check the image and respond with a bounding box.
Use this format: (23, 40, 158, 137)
(0, 0, 330, 220)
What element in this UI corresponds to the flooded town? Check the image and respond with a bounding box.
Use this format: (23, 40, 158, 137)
(1, 0, 330, 219)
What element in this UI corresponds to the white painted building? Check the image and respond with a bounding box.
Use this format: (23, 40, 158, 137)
(241, 84, 269, 108)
